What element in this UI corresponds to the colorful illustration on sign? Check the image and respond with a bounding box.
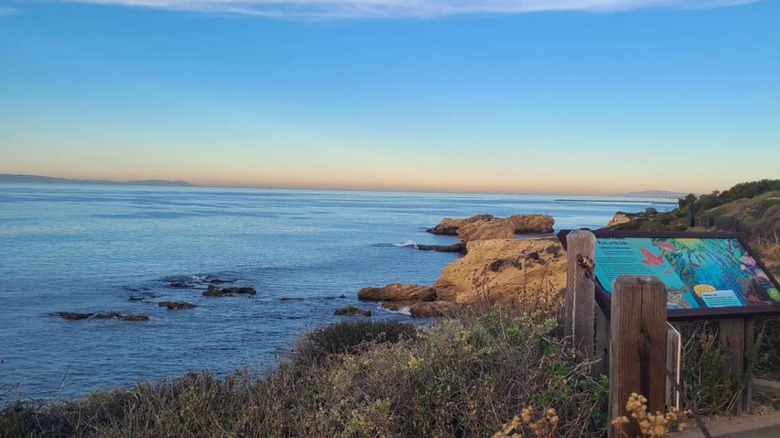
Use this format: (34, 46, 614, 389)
(594, 237, 780, 311)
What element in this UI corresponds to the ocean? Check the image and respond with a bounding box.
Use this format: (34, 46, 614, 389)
(0, 184, 675, 400)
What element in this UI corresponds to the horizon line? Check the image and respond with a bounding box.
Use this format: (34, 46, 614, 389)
(0, 173, 691, 198)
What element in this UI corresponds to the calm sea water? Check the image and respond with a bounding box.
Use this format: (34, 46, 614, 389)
(0, 184, 674, 400)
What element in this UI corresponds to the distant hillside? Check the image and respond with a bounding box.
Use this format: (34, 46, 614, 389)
(606, 181, 780, 275)
(607, 182, 780, 239)
(619, 190, 688, 199)
(0, 174, 194, 187)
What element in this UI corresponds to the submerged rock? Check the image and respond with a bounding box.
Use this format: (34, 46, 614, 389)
(279, 297, 305, 302)
(53, 312, 149, 322)
(51, 312, 92, 321)
(334, 306, 372, 317)
(206, 276, 234, 285)
(94, 312, 123, 320)
(120, 315, 150, 322)
(415, 243, 466, 253)
(358, 284, 436, 302)
(128, 292, 159, 302)
(203, 285, 256, 297)
(169, 282, 193, 289)
(94, 312, 150, 322)
(323, 294, 347, 300)
(158, 301, 197, 310)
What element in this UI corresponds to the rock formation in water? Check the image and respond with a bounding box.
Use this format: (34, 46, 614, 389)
(434, 237, 566, 304)
(358, 236, 567, 317)
(358, 284, 437, 302)
(426, 214, 496, 235)
(428, 214, 554, 242)
(456, 220, 515, 242)
(158, 301, 198, 310)
(334, 306, 372, 317)
(607, 213, 632, 227)
(51, 312, 150, 322)
(202, 285, 256, 297)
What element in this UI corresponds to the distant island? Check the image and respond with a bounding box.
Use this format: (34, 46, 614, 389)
(0, 174, 194, 187)
(619, 190, 688, 199)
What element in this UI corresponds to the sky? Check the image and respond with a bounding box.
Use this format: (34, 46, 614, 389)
(0, 0, 778, 195)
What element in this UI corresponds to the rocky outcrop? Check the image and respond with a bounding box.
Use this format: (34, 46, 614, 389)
(434, 238, 566, 304)
(607, 213, 632, 227)
(359, 237, 566, 317)
(457, 220, 514, 242)
(427, 214, 555, 243)
(203, 285, 256, 297)
(358, 284, 437, 302)
(505, 214, 555, 234)
(427, 214, 496, 235)
(334, 306, 372, 317)
(158, 301, 197, 310)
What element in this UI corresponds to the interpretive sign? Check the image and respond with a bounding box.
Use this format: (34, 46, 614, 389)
(560, 230, 780, 320)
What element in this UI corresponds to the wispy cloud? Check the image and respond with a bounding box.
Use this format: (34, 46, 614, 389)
(40, 0, 764, 19)
(0, 6, 20, 15)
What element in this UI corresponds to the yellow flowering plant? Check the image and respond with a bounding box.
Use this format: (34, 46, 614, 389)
(611, 393, 691, 438)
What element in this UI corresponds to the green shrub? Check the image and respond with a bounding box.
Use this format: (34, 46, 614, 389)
(293, 319, 418, 365)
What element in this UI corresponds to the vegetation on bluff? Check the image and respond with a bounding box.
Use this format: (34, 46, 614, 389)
(1, 308, 610, 437)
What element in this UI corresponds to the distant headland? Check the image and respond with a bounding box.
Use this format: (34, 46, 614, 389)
(0, 174, 194, 187)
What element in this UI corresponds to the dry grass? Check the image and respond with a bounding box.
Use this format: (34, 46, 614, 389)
(1, 308, 607, 438)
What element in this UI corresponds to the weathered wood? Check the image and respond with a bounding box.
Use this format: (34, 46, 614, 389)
(720, 318, 745, 415)
(744, 317, 756, 414)
(608, 276, 667, 438)
(641, 279, 667, 415)
(666, 323, 681, 409)
(596, 305, 610, 377)
(565, 230, 596, 350)
(574, 276, 595, 359)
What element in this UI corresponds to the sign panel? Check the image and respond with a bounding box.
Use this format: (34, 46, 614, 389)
(592, 232, 780, 318)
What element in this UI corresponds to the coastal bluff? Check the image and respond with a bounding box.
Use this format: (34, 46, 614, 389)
(360, 214, 566, 316)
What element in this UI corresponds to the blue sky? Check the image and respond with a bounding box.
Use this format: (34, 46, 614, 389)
(0, 0, 778, 194)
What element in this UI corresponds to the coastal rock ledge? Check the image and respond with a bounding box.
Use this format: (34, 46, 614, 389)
(358, 237, 567, 317)
(357, 284, 437, 302)
(427, 214, 555, 242)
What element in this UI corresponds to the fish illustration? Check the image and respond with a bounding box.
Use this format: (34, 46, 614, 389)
(654, 242, 678, 252)
(640, 248, 665, 266)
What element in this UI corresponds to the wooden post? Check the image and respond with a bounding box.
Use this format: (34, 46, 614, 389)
(608, 276, 667, 438)
(565, 230, 596, 357)
(720, 318, 750, 414)
(666, 323, 681, 410)
(595, 305, 610, 377)
(744, 317, 755, 414)
(574, 277, 596, 359)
